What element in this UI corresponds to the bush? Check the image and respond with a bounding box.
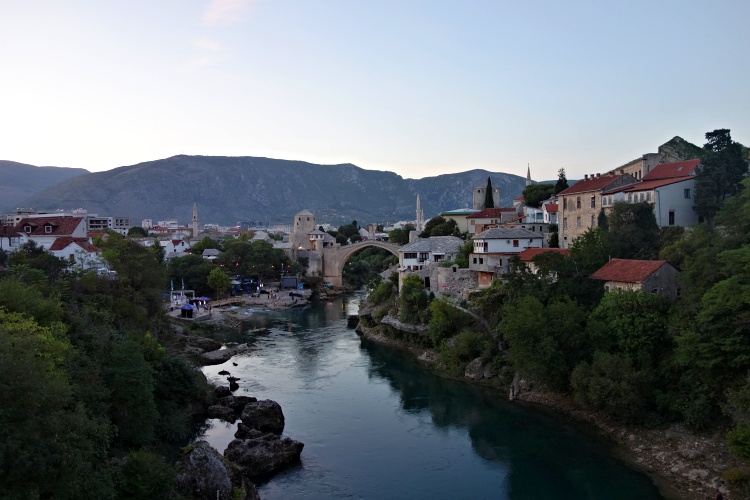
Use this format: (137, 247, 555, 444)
(728, 425, 750, 462)
(571, 351, 650, 423)
(427, 298, 473, 347)
(117, 449, 175, 499)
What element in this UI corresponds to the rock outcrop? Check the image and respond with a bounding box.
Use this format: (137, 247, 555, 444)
(224, 434, 304, 478)
(175, 441, 259, 500)
(240, 399, 285, 434)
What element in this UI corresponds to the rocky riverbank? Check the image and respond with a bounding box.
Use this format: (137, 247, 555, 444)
(355, 318, 738, 500)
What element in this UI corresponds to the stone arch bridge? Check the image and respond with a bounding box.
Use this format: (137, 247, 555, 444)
(322, 240, 401, 286)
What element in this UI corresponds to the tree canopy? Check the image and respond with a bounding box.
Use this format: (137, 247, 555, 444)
(522, 183, 556, 208)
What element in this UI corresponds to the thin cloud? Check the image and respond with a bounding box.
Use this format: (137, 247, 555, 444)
(182, 37, 227, 72)
(202, 0, 252, 25)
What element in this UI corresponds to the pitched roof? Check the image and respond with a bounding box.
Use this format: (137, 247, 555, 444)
(16, 217, 85, 236)
(544, 203, 558, 213)
(518, 248, 570, 261)
(49, 237, 101, 253)
(469, 208, 518, 218)
(591, 258, 669, 283)
(472, 227, 543, 240)
(0, 225, 23, 238)
(439, 208, 475, 216)
(642, 159, 700, 181)
(558, 174, 621, 196)
(624, 176, 694, 192)
(399, 236, 464, 254)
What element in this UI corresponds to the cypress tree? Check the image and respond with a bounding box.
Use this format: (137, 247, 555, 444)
(484, 177, 495, 209)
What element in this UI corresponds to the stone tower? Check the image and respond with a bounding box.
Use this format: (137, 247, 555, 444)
(292, 209, 316, 250)
(192, 202, 198, 238)
(472, 184, 500, 210)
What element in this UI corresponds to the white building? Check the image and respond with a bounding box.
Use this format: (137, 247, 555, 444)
(620, 159, 700, 228)
(398, 236, 464, 272)
(470, 227, 544, 287)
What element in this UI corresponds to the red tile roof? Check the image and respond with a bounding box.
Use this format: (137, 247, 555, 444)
(544, 203, 558, 213)
(518, 248, 570, 261)
(16, 217, 85, 237)
(558, 173, 620, 196)
(0, 225, 23, 238)
(469, 208, 517, 218)
(642, 159, 699, 181)
(49, 237, 101, 253)
(624, 176, 694, 192)
(591, 258, 669, 283)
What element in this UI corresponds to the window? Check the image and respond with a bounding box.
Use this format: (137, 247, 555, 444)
(404, 252, 417, 259)
(513, 240, 519, 247)
(563, 198, 568, 210)
(628, 193, 632, 202)
(668, 210, 675, 226)
(591, 215, 595, 227)
(576, 197, 581, 209)
(563, 218, 568, 229)
(24, 225, 31, 233)
(576, 217, 581, 228)
(45, 225, 53, 234)
(651, 288, 658, 294)
(479, 257, 484, 264)
(473, 257, 477, 264)
(647, 192, 651, 202)
(684, 189, 691, 199)
(590, 196, 596, 208)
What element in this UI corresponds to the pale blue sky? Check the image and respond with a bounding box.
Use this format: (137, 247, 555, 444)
(1, 0, 747, 181)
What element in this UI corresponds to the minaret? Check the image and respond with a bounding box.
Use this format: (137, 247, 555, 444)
(192, 202, 198, 238)
(526, 164, 532, 186)
(416, 194, 424, 232)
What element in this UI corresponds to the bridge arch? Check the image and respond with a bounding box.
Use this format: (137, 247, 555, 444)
(322, 240, 400, 286)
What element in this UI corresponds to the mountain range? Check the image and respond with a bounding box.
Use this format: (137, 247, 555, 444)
(0, 160, 89, 212)
(7, 155, 528, 226)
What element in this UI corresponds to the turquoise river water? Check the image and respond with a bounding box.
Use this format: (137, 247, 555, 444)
(199, 293, 663, 499)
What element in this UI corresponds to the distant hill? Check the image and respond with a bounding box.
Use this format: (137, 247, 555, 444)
(0, 161, 89, 211)
(17, 155, 528, 226)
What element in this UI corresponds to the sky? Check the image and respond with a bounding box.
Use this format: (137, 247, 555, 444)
(1, 0, 748, 182)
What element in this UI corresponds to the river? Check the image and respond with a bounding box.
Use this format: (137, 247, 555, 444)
(200, 292, 662, 499)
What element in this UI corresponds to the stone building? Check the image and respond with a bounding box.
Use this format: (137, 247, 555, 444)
(557, 173, 637, 249)
(472, 182, 500, 211)
(591, 258, 679, 299)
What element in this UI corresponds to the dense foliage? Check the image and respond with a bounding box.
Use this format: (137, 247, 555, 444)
(0, 236, 211, 498)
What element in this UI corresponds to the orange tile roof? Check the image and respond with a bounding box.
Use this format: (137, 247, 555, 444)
(544, 203, 558, 213)
(642, 159, 699, 181)
(624, 176, 694, 192)
(16, 217, 85, 236)
(591, 258, 668, 283)
(518, 248, 570, 261)
(49, 237, 101, 253)
(558, 174, 620, 196)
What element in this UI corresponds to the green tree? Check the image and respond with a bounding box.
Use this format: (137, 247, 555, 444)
(606, 201, 660, 259)
(555, 167, 569, 194)
(427, 298, 473, 347)
(167, 254, 216, 296)
(190, 236, 220, 256)
(453, 241, 474, 268)
(484, 177, 495, 209)
(388, 227, 413, 245)
(207, 267, 231, 298)
(694, 128, 748, 227)
(419, 216, 460, 238)
(571, 351, 650, 423)
(8, 240, 69, 280)
(522, 184, 556, 208)
(399, 274, 429, 324)
(127, 226, 148, 237)
(569, 227, 619, 274)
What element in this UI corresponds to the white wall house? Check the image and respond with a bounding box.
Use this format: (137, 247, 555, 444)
(16, 216, 88, 250)
(0, 225, 26, 253)
(542, 203, 558, 224)
(49, 238, 104, 269)
(160, 238, 191, 256)
(398, 236, 464, 272)
(470, 227, 544, 287)
(621, 159, 700, 228)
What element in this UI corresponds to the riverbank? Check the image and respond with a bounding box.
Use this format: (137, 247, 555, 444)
(355, 320, 737, 500)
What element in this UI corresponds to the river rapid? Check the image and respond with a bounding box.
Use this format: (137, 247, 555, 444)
(199, 293, 662, 499)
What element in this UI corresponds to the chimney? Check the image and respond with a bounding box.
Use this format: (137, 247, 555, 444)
(584, 174, 589, 180)
(619, 169, 625, 175)
(596, 173, 601, 178)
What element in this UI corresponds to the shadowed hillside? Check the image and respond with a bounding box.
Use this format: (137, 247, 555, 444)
(0, 161, 88, 211)
(18, 155, 527, 225)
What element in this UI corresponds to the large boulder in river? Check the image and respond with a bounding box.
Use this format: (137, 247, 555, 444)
(175, 441, 260, 500)
(224, 434, 304, 477)
(207, 405, 236, 422)
(240, 399, 285, 434)
(219, 395, 258, 411)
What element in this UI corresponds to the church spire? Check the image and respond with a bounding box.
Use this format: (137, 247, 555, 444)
(526, 164, 532, 186)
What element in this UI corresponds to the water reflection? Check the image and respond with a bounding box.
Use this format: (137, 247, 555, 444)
(201, 294, 661, 499)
